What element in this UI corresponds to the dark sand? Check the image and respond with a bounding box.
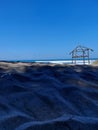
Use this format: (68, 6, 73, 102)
(0, 62, 98, 130)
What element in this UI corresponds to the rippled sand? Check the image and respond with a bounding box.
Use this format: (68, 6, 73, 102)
(0, 62, 98, 130)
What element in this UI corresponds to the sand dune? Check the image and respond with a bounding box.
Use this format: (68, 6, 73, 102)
(0, 62, 98, 130)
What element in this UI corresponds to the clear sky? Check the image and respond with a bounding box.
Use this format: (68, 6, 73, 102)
(0, 0, 98, 60)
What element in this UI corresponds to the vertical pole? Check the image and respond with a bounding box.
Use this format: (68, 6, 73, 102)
(75, 51, 76, 64)
(88, 50, 90, 64)
(75, 58, 76, 64)
(83, 51, 85, 64)
(72, 53, 73, 64)
(72, 57, 73, 64)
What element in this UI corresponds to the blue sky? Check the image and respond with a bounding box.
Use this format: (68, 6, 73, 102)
(0, 0, 98, 60)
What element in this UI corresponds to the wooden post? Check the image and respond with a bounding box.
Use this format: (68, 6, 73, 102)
(72, 53, 74, 64)
(83, 51, 85, 64)
(75, 51, 76, 64)
(88, 50, 90, 64)
(72, 57, 73, 64)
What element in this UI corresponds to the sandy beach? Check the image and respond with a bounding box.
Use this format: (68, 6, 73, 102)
(0, 62, 98, 130)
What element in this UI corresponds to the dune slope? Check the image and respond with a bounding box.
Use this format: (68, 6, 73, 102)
(0, 62, 98, 130)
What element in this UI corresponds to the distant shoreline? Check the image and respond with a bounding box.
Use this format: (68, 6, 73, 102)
(0, 58, 97, 65)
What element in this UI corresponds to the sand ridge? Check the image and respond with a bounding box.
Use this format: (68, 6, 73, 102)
(0, 62, 98, 130)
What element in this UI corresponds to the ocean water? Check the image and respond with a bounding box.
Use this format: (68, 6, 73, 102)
(35, 59, 96, 64)
(9, 58, 98, 65)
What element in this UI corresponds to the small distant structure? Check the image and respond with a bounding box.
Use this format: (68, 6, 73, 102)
(70, 45, 94, 64)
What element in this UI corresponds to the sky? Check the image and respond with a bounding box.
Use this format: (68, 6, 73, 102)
(0, 0, 98, 60)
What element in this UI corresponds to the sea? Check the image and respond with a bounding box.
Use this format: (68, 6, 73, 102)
(8, 58, 98, 65)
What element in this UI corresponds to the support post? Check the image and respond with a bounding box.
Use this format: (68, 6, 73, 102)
(88, 50, 90, 64)
(83, 51, 85, 64)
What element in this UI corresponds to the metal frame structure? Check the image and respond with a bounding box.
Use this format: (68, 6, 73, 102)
(70, 45, 93, 64)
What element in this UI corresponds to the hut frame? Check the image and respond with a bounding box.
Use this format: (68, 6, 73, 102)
(70, 45, 93, 64)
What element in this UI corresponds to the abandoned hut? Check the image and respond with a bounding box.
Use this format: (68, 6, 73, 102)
(70, 45, 93, 64)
